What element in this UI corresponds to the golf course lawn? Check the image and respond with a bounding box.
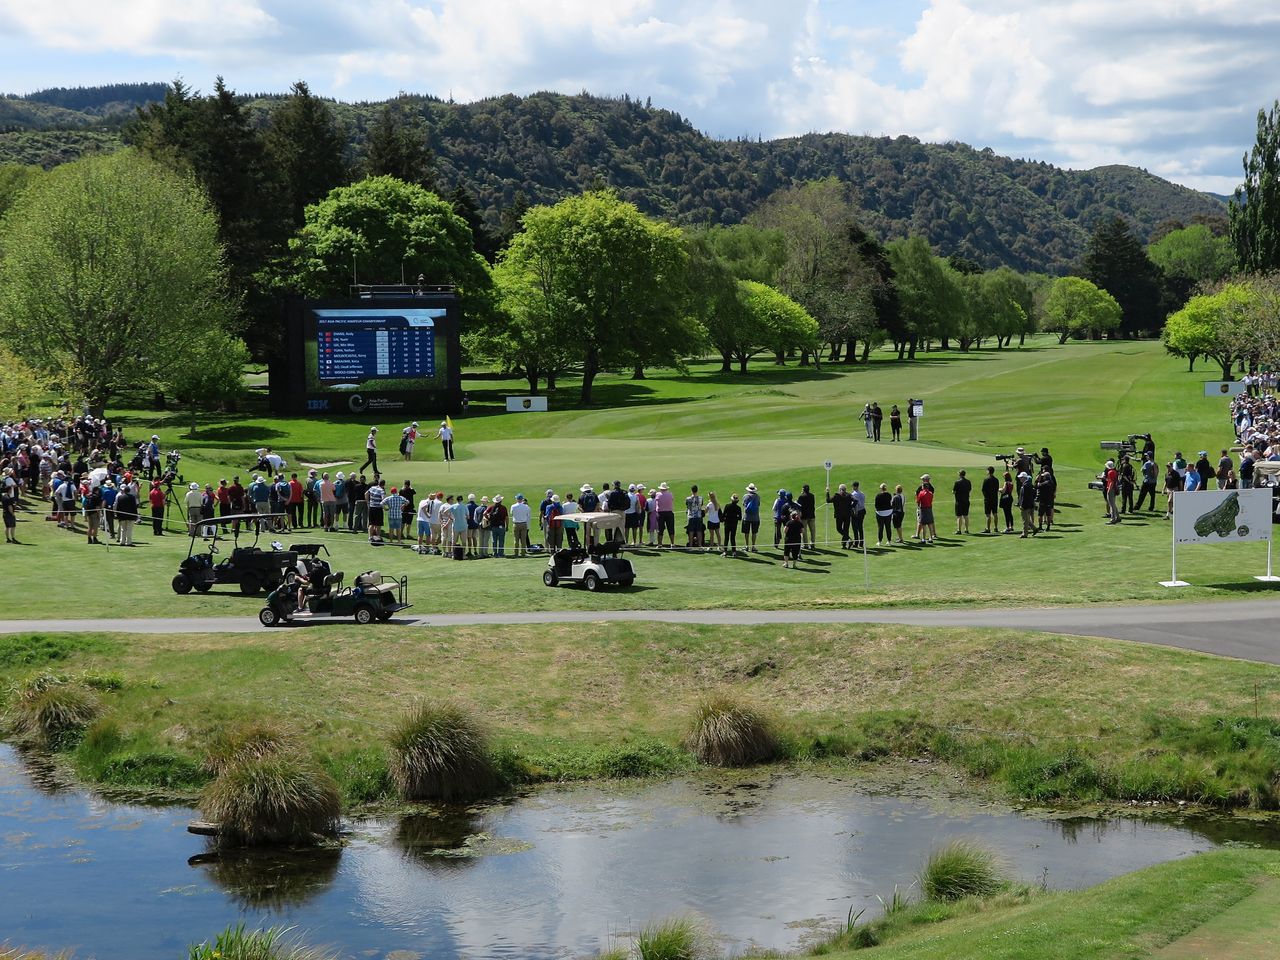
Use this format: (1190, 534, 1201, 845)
(5, 338, 1277, 618)
(817, 848, 1280, 959)
(8, 620, 1280, 807)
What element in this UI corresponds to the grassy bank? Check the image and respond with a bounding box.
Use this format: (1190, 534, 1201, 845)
(7, 339, 1275, 619)
(816, 848, 1280, 959)
(5, 621, 1280, 810)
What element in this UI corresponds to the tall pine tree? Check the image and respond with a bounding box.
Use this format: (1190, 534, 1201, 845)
(265, 80, 349, 226)
(364, 103, 434, 189)
(1230, 100, 1280, 274)
(1080, 216, 1165, 337)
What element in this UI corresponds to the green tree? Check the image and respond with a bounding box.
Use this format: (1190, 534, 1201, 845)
(699, 223, 787, 283)
(265, 80, 349, 225)
(0, 164, 42, 220)
(1230, 100, 1280, 274)
(1162, 284, 1254, 379)
(128, 77, 288, 358)
(0, 151, 237, 412)
(1148, 224, 1235, 306)
(737, 280, 819, 367)
(1042, 276, 1122, 344)
(165, 328, 250, 435)
(887, 237, 952, 358)
(475, 259, 576, 394)
(283, 176, 490, 306)
(0, 344, 48, 419)
(499, 190, 687, 404)
(364, 103, 435, 190)
(684, 233, 749, 372)
(981, 267, 1035, 348)
(1081, 216, 1166, 336)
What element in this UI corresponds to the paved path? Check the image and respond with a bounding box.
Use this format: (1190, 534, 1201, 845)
(1, 599, 1278, 662)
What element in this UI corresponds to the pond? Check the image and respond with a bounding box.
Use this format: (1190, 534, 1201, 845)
(3, 745, 1277, 959)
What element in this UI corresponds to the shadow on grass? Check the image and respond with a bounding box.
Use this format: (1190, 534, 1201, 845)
(1202, 581, 1280, 593)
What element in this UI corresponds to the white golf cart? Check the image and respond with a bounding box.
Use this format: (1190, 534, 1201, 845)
(543, 511, 636, 591)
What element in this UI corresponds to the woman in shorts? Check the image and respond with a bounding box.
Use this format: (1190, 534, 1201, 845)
(704, 492, 722, 551)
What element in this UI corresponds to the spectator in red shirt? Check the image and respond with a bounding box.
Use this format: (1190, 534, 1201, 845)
(915, 475, 936, 543)
(288, 473, 305, 528)
(148, 480, 166, 536)
(1104, 459, 1120, 524)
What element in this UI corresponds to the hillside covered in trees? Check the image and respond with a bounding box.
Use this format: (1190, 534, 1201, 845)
(0, 84, 1225, 274)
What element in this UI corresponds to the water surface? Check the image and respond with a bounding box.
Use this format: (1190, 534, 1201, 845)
(2, 746, 1275, 959)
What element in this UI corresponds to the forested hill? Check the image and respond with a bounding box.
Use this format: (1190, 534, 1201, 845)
(0, 85, 1225, 273)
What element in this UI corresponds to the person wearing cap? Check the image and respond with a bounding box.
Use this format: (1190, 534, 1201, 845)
(332, 472, 348, 529)
(473, 495, 489, 556)
(402, 422, 418, 461)
(623, 484, 640, 545)
(248, 474, 271, 532)
(318, 472, 336, 531)
(84, 481, 104, 544)
(782, 509, 804, 568)
(1017, 470, 1038, 537)
(544, 494, 564, 551)
(303, 469, 320, 528)
(890, 484, 907, 543)
(539, 489, 556, 546)
(1103, 458, 1121, 523)
(1118, 455, 1136, 514)
(1183, 459, 1202, 493)
(654, 482, 675, 548)
(288, 472, 305, 529)
(115, 480, 139, 546)
(510, 494, 532, 556)
(981, 466, 1000, 534)
(148, 479, 166, 536)
(435, 421, 454, 461)
(360, 427, 379, 475)
(1135, 453, 1159, 513)
(99, 475, 118, 538)
(915, 475, 936, 543)
(147, 435, 160, 480)
(742, 483, 761, 552)
(721, 492, 741, 555)
(797, 484, 816, 550)
(200, 483, 216, 537)
(488, 494, 508, 556)
(366, 476, 386, 543)
(1194, 451, 1214, 489)
(184, 481, 203, 535)
(771, 488, 789, 548)
(415, 490, 434, 553)
(645, 486, 659, 546)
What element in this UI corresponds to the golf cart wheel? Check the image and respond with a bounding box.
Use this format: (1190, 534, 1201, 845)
(542, 569, 559, 587)
(258, 607, 279, 627)
(583, 571, 601, 592)
(354, 604, 375, 625)
(171, 573, 193, 595)
(239, 576, 262, 596)
(194, 582, 212, 593)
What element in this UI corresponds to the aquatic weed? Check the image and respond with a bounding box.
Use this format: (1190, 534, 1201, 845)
(187, 923, 334, 959)
(199, 756, 341, 846)
(919, 839, 1005, 902)
(7, 673, 101, 749)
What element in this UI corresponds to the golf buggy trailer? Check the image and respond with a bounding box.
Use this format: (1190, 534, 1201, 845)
(171, 513, 297, 596)
(259, 549, 411, 625)
(543, 511, 636, 591)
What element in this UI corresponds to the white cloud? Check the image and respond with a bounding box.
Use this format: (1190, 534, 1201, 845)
(0, 0, 1274, 191)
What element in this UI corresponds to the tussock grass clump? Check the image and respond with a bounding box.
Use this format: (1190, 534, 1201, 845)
(684, 694, 780, 767)
(205, 721, 298, 776)
(198, 756, 341, 846)
(7, 673, 101, 748)
(919, 840, 1005, 902)
(187, 924, 333, 960)
(635, 916, 709, 960)
(387, 701, 497, 802)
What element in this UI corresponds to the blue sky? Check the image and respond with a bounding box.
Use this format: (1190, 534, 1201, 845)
(1, 0, 1275, 194)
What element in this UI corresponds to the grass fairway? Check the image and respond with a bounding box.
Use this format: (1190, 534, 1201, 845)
(8, 621, 1280, 806)
(6, 339, 1277, 618)
(821, 849, 1280, 960)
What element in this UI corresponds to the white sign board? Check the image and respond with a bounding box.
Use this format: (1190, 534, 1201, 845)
(911, 402, 924, 418)
(1173, 489, 1272, 545)
(505, 396, 549, 413)
(823, 460, 833, 471)
(1204, 381, 1245, 397)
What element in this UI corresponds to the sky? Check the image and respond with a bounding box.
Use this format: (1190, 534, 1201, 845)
(0, 0, 1275, 195)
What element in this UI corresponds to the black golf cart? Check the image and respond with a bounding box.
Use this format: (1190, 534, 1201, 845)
(543, 511, 636, 591)
(258, 558, 411, 626)
(171, 513, 297, 596)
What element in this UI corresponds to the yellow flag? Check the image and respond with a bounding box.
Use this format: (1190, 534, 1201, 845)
(445, 415, 454, 430)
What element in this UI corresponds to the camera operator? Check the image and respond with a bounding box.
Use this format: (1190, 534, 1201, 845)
(1119, 455, 1136, 513)
(1031, 447, 1053, 474)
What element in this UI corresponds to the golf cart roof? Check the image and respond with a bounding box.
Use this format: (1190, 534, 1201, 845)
(1254, 461, 1280, 477)
(568, 511, 625, 534)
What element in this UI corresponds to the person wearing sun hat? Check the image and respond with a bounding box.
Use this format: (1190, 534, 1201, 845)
(742, 482, 761, 552)
(184, 481, 203, 535)
(488, 494, 508, 556)
(510, 493, 532, 556)
(654, 482, 675, 548)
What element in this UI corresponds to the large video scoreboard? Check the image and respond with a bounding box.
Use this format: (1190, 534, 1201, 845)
(275, 293, 461, 416)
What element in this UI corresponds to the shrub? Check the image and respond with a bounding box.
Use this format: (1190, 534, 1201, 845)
(387, 702, 497, 802)
(593, 740, 688, 779)
(187, 924, 332, 960)
(7, 673, 101, 748)
(635, 916, 708, 960)
(919, 840, 1005, 902)
(199, 756, 342, 846)
(205, 722, 297, 776)
(684, 694, 780, 767)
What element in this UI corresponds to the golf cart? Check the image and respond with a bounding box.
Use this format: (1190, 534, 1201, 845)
(543, 511, 636, 591)
(258, 555, 411, 626)
(172, 513, 297, 596)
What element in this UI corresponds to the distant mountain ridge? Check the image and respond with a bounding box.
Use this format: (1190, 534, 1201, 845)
(0, 84, 1227, 274)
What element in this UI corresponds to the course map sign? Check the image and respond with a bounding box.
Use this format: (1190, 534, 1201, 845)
(1173, 489, 1272, 545)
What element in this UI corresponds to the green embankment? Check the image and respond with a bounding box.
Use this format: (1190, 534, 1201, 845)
(6, 621, 1280, 808)
(822, 849, 1280, 960)
(5, 340, 1273, 618)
